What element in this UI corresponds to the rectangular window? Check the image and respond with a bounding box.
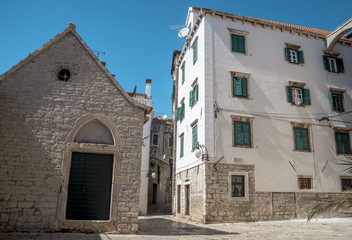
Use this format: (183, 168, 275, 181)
(152, 133, 158, 146)
(298, 177, 312, 190)
(177, 101, 185, 121)
(323, 55, 344, 73)
(330, 91, 344, 112)
(180, 136, 184, 158)
(181, 65, 185, 84)
(193, 40, 198, 64)
(189, 83, 198, 107)
(294, 127, 310, 151)
(188, 23, 192, 34)
(192, 125, 198, 150)
(233, 120, 251, 147)
(335, 131, 351, 154)
(285, 48, 304, 64)
(231, 175, 245, 197)
(341, 178, 352, 191)
(286, 86, 311, 106)
(233, 77, 248, 98)
(231, 34, 246, 54)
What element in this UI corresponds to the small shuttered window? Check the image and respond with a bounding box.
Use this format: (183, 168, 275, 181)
(193, 40, 198, 64)
(233, 77, 248, 97)
(234, 121, 251, 146)
(192, 125, 198, 150)
(284, 48, 304, 64)
(189, 84, 198, 107)
(335, 132, 351, 154)
(330, 92, 344, 112)
(180, 137, 184, 157)
(177, 102, 185, 121)
(231, 34, 246, 54)
(286, 86, 310, 106)
(294, 127, 310, 151)
(181, 65, 185, 84)
(323, 55, 344, 73)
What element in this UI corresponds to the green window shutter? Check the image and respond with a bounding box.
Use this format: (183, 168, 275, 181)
(335, 132, 349, 154)
(182, 102, 185, 120)
(233, 77, 243, 96)
(242, 78, 248, 97)
(232, 34, 245, 53)
(286, 86, 292, 103)
(294, 128, 303, 150)
(182, 66, 185, 84)
(192, 125, 198, 150)
(284, 48, 289, 61)
(177, 107, 182, 121)
(298, 51, 304, 64)
(180, 138, 184, 157)
(193, 41, 198, 64)
(242, 122, 251, 146)
(302, 89, 311, 105)
(171, 84, 175, 103)
(322, 55, 329, 70)
(329, 92, 334, 110)
(301, 128, 309, 150)
(337, 94, 344, 112)
(337, 58, 344, 73)
(188, 23, 191, 34)
(189, 90, 194, 107)
(194, 84, 198, 102)
(234, 121, 243, 145)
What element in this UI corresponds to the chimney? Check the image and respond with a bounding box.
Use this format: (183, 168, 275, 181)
(146, 79, 151, 98)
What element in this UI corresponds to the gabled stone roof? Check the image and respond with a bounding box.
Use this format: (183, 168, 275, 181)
(0, 23, 150, 112)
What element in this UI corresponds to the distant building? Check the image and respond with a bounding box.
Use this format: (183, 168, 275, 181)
(148, 117, 173, 211)
(0, 23, 150, 233)
(171, 7, 352, 223)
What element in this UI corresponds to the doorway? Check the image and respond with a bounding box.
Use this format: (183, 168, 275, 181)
(152, 184, 157, 204)
(185, 184, 190, 215)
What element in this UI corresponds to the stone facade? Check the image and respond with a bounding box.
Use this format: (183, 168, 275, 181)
(0, 24, 148, 233)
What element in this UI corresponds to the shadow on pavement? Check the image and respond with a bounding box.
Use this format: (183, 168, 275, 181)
(138, 217, 239, 236)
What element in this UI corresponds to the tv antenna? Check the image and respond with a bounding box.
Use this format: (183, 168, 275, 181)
(92, 49, 105, 59)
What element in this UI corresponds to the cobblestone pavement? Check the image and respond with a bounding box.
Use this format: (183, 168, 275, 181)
(1, 216, 352, 240)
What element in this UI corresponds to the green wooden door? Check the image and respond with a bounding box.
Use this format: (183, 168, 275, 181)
(66, 152, 113, 220)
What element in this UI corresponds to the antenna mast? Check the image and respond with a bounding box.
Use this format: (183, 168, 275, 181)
(92, 49, 106, 59)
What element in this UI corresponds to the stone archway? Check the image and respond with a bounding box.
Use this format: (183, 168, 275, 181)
(326, 18, 352, 51)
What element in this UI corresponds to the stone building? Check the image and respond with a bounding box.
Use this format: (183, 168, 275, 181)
(0, 23, 150, 233)
(171, 7, 352, 223)
(148, 117, 173, 212)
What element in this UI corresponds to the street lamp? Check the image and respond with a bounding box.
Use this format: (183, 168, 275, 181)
(194, 143, 209, 161)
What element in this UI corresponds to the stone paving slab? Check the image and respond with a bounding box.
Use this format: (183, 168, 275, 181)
(0, 216, 351, 239)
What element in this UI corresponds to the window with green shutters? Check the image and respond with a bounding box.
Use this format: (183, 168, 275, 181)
(335, 131, 351, 154)
(233, 77, 248, 98)
(323, 55, 344, 73)
(171, 84, 175, 103)
(181, 65, 185, 84)
(192, 125, 198, 150)
(231, 33, 246, 54)
(330, 91, 344, 112)
(180, 137, 184, 158)
(286, 86, 311, 106)
(189, 83, 198, 107)
(285, 48, 304, 64)
(188, 23, 192, 34)
(193, 40, 198, 64)
(233, 121, 251, 147)
(294, 127, 310, 151)
(177, 101, 185, 121)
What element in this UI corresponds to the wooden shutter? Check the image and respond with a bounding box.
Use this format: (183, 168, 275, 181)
(182, 66, 185, 83)
(302, 128, 309, 150)
(234, 121, 243, 145)
(298, 51, 304, 63)
(337, 94, 344, 112)
(192, 125, 198, 149)
(286, 86, 293, 103)
(232, 34, 245, 53)
(180, 138, 184, 157)
(194, 84, 198, 102)
(294, 128, 303, 150)
(189, 90, 194, 107)
(177, 107, 182, 121)
(302, 89, 311, 105)
(193, 41, 198, 64)
(322, 55, 329, 70)
(337, 58, 344, 73)
(233, 77, 243, 96)
(242, 122, 251, 146)
(182, 102, 185, 119)
(329, 92, 334, 110)
(171, 84, 175, 103)
(284, 48, 289, 61)
(242, 78, 248, 97)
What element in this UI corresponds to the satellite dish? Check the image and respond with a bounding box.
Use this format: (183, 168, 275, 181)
(162, 114, 167, 120)
(160, 154, 166, 160)
(178, 27, 189, 38)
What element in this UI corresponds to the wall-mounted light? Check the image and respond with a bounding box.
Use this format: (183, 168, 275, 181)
(194, 143, 209, 161)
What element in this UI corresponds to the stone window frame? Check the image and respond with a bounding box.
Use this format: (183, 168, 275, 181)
(55, 64, 77, 82)
(231, 115, 254, 148)
(329, 87, 346, 113)
(152, 133, 159, 146)
(297, 175, 313, 191)
(228, 28, 249, 55)
(286, 81, 311, 107)
(228, 171, 249, 201)
(291, 122, 311, 152)
(334, 127, 351, 155)
(340, 176, 352, 192)
(284, 43, 304, 65)
(230, 71, 250, 99)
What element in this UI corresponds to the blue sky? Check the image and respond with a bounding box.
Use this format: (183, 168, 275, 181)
(0, 0, 351, 118)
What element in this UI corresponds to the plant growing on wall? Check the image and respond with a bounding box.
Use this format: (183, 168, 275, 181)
(308, 156, 352, 221)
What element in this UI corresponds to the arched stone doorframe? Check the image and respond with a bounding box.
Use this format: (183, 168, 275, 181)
(56, 113, 122, 230)
(326, 18, 352, 51)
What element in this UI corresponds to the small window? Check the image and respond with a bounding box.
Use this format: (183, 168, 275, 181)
(188, 23, 192, 34)
(335, 130, 351, 154)
(233, 77, 248, 98)
(341, 178, 352, 191)
(192, 40, 198, 64)
(286, 85, 311, 106)
(180, 136, 184, 158)
(285, 48, 304, 64)
(329, 90, 344, 112)
(181, 64, 185, 84)
(231, 34, 246, 54)
(177, 101, 185, 121)
(192, 124, 198, 150)
(231, 175, 245, 197)
(323, 55, 344, 73)
(293, 126, 310, 151)
(152, 133, 158, 146)
(58, 69, 71, 81)
(233, 116, 253, 148)
(189, 83, 198, 107)
(298, 177, 312, 190)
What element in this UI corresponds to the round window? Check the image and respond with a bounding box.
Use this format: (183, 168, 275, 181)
(58, 69, 71, 81)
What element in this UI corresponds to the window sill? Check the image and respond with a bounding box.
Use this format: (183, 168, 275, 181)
(290, 103, 306, 107)
(229, 196, 249, 201)
(336, 153, 352, 156)
(233, 144, 252, 148)
(232, 95, 250, 100)
(231, 51, 247, 56)
(294, 149, 311, 153)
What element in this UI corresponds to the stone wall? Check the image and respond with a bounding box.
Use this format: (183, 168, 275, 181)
(0, 31, 144, 233)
